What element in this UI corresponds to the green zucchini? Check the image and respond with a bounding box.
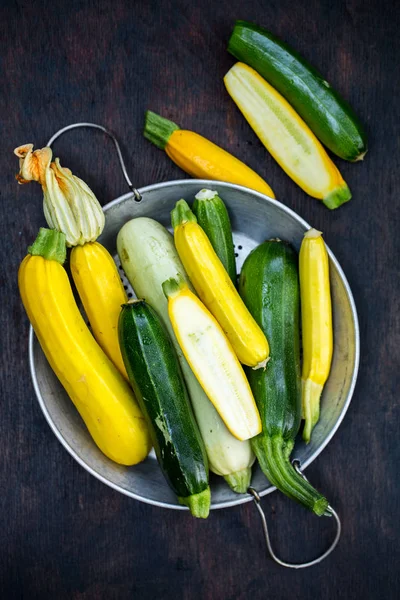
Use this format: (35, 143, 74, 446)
(117, 217, 254, 493)
(193, 189, 236, 284)
(228, 20, 367, 162)
(239, 240, 329, 516)
(119, 300, 210, 518)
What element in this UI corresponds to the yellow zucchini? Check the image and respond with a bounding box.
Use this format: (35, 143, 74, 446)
(143, 110, 275, 198)
(299, 229, 333, 442)
(163, 277, 262, 441)
(224, 63, 352, 209)
(70, 242, 128, 380)
(19, 228, 151, 465)
(15, 144, 127, 376)
(171, 200, 269, 368)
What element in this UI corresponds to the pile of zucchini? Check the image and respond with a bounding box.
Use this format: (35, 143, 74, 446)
(145, 21, 367, 209)
(17, 19, 353, 520)
(18, 144, 334, 518)
(117, 189, 333, 518)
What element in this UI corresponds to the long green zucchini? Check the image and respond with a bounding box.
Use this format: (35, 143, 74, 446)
(193, 189, 236, 284)
(228, 20, 367, 162)
(239, 240, 329, 516)
(119, 300, 210, 518)
(117, 217, 254, 493)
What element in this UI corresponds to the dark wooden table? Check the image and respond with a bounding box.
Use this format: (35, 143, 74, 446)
(1, 0, 399, 598)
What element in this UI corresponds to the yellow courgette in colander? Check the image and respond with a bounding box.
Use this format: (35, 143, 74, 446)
(299, 229, 333, 442)
(171, 199, 269, 368)
(224, 63, 352, 209)
(15, 144, 128, 379)
(18, 228, 151, 465)
(70, 242, 128, 379)
(163, 277, 262, 442)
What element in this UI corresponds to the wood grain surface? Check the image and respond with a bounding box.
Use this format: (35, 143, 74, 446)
(1, 0, 399, 598)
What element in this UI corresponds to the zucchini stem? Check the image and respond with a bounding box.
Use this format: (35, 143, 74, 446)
(28, 227, 66, 264)
(224, 467, 252, 494)
(171, 199, 197, 229)
(178, 487, 211, 518)
(162, 275, 187, 299)
(304, 228, 323, 239)
(323, 184, 352, 209)
(144, 111, 180, 150)
(302, 379, 323, 443)
(252, 435, 328, 516)
(194, 189, 218, 201)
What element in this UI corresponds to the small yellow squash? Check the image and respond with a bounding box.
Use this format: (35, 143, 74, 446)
(171, 200, 269, 368)
(143, 110, 275, 198)
(19, 228, 151, 465)
(71, 242, 128, 380)
(15, 144, 127, 377)
(299, 228, 333, 442)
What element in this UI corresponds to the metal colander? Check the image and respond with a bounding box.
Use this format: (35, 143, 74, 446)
(28, 124, 359, 568)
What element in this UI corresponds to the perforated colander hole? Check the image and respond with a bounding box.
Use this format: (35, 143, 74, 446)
(232, 232, 258, 273)
(114, 254, 137, 299)
(113, 235, 257, 295)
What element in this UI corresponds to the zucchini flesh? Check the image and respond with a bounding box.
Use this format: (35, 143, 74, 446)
(70, 242, 128, 380)
(239, 240, 329, 516)
(117, 217, 254, 492)
(119, 300, 210, 518)
(224, 63, 351, 209)
(228, 21, 367, 162)
(163, 278, 262, 442)
(193, 189, 237, 284)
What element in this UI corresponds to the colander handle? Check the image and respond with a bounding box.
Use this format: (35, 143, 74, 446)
(248, 460, 341, 569)
(46, 123, 142, 202)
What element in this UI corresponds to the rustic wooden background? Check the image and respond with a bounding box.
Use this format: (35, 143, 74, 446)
(1, 0, 399, 598)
